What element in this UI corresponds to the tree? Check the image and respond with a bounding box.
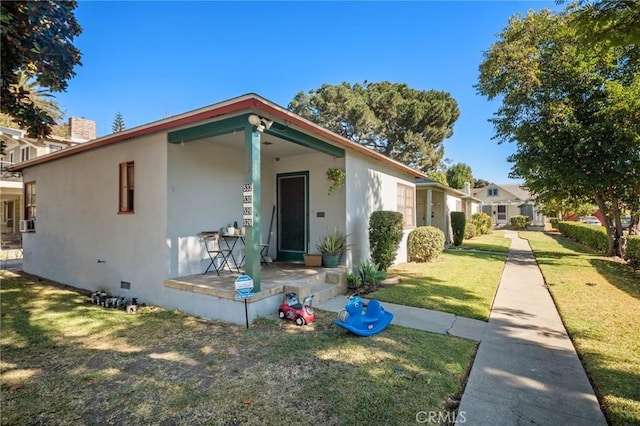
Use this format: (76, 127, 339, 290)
(474, 178, 490, 189)
(426, 171, 448, 185)
(0, 71, 66, 153)
(112, 112, 126, 133)
(477, 9, 640, 257)
(289, 81, 460, 172)
(1, 1, 82, 139)
(446, 163, 473, 189)
(559, 0, 640, 47)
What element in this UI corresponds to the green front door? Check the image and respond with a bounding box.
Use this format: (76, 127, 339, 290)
(277, 172, 308, 261)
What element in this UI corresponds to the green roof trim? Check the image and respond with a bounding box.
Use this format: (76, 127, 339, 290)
(168, 114, 345, 158)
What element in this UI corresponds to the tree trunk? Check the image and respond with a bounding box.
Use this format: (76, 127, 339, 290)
(593, 191, 624, 257)
(630, 214, 639, 235)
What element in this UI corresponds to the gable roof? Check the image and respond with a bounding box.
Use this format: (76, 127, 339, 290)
(472, 183, 532, 202)
(9, 93, 426, 178)
(416, 178, 481, 201)
(498, 184, 531, 201)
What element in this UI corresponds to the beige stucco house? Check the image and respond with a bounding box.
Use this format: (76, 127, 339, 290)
(473, 183, 545, 227)
(415, 179, 481, 243)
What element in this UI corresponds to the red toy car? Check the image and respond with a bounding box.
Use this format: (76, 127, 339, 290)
(278, 292, 315, 326)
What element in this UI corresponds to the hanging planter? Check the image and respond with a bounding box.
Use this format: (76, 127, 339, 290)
(326, 168, 345, 196)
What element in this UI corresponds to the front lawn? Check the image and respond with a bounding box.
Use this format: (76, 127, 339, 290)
(460, 230, 511, 253)
(0, 271, 476, 425)
(522, 231, 640, 425)
(371, 232, 509, 321)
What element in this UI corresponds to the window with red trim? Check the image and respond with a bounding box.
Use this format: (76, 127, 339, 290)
(25, 181, 36, 220)
(119, 162, 135, 213)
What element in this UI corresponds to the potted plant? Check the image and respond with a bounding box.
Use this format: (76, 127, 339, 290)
(326, 168, 345, 196)
(315, 228, 349, 267)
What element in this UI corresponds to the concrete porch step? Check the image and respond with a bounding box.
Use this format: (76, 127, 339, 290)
(284, 269, 347, 305)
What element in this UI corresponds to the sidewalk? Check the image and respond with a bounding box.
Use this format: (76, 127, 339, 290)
(456, 231, 606, 425)
(1, 248, 23, 271)
(316, 231, 607, 425)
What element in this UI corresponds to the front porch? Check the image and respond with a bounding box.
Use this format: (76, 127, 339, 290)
(164, 262, 347, 325)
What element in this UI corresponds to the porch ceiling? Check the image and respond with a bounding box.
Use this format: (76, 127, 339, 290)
(200, 132, 315, 159)
(167, 113, 345, 159)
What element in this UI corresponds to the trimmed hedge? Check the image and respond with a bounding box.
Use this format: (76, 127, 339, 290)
(510, 215, 532, 230)
(549, 218, 559, 229)
(557, 221, 608, 254)
(369, 211, 404, 271)
(451, 212, 466, 246)
(627, 235, 640, 268)
(407, 226, 445, 262)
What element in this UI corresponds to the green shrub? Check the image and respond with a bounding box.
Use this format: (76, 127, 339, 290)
(369, 211, 404, 271)
(450, 212, 466, 246)
(464, 222, 476, 240)
(472, 212, 493, 235)
(355, 260, 387, 286)
(557, 221, 608, 253)
(510, 215, 532, 230)
(407, 226, 445, 262)
(549, 218, 559, 229)
(626, 235, 640, 268)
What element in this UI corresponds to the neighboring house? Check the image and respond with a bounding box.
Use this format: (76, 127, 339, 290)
(0, 118, 96, 242)
(415, 179, 481, 243)
(10, 93, 425, 323)
(472, 183, 545, 227)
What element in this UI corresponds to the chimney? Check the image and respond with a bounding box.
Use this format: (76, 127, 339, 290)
(463, 182, 471, 196)
(68, 117, 96, 142)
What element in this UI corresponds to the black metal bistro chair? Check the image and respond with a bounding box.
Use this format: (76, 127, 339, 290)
(202, 233, 233, 275)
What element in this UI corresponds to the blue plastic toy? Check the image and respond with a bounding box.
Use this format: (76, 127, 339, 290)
(335, 296, 394, 336)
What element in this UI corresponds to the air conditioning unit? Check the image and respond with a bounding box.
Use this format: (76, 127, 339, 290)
(19, 219, 35, 232)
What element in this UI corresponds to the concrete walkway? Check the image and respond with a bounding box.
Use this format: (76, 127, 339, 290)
(456, 231, 606, 425)
(316, 231, 607, 425)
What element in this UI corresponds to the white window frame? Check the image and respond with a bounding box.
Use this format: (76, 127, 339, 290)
(20, 146, 30, 162)
(488, 188, 498, 197)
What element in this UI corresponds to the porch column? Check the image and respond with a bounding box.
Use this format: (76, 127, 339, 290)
(426, 189, 433, 226)
(244, 126, 261, 292)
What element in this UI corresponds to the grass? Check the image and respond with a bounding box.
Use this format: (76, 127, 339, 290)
(521, 231, 640, 426)
(0, 271, 477, 425)
(370, 232, 510, 321)
(459, 230, 511, 253)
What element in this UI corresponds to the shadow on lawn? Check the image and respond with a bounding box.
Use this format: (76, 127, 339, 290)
(590, 258, 640, 300)
(1, 271, 474, 425)
(575, 342, 640, 425)
(371, 277, 489, 321)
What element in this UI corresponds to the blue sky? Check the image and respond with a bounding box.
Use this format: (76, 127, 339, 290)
(56, 1, 562, 184)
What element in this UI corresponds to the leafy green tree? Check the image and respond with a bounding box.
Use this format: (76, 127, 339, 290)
(559, 0, 640, 47)
(0, 71, 66, 153)
(289, 81, 460, 172)
(477, 9, 640, 257)
(473, 178, 490, 189)
(112, 112, 126, 133)
(426, 171, 447, 185)
(446, 163, 473, 189)
(1, 1, 82, 139)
